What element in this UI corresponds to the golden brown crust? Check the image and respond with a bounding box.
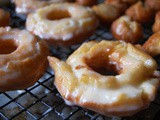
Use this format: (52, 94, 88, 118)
(120, 0, 138, 5)
(145, 0, 160, 12)
(48, 40, 159, 116)
(0, 9, 10, 26)
(105, 0, 129, 14)
(76, 0, 97, 6)
(143, 32, 160, 56)
(152, 11, 160, 33)
(105, 0, 138, 15)
(126, 1, 155, 24)
(111, 16, 143, 43)
(92, 3, 120, 25)
(0, 27, 49, 91)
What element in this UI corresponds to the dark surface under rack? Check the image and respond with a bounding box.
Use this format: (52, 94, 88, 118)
(0, 1, 160, 120)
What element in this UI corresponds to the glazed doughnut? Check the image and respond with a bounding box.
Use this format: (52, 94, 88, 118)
(26, 3, 99, 46)
(143, 32, 160, 56)
(48, 40, 159, 116)
(13, 0, 67, 14)
(76, 0, 97, 6)
(111, 16, 143, 44)
(0, 27, 49, 92)
(152, 11, 160, 33)
(0, 9, 10, 26)
(145, 0, 160, 12)
(126, 1, 155, 24)
(92, 3, 120, 25)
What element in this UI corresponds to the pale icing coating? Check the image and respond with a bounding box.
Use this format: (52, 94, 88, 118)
(26, 3, 99, 45)
(0, 27, 49, 91)
(48, 40, 159, 116)
(13, 0, 66, 14)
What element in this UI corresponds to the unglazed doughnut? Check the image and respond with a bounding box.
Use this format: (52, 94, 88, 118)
(13, 0, 67, 14)
(0, 9, 10, 26)
(105, 0, 137, 14)
(0, 27, 49, 92)
(143, 32, 160, 56)
(92, 3, 120, 25)
(126, 1, 155, 24)
(145, 0, 160, 12)
(111, 16, 143, 44)
(48, 40, 159, 116)
(152, 11, 160, 33)
(76, 0, 97, 6)
(26, 3, 99, 46)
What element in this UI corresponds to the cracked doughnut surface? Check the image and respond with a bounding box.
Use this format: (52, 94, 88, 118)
(26, 3, 99, 46)
(48, 40, 159, 116)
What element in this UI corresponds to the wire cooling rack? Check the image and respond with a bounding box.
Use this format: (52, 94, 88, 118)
(0, 1, 160, 120)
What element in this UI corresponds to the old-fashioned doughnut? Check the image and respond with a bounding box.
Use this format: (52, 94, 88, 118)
(13, 0, 67, 14)
(126, 1, 154, 24)
(26, 3, 99, 46)
(143, 32, 160, 56)
(0, 27, 49, 91)
(111, 16, 143, 44)
(48, 40, 159, 116)
(76, 0, 97, 6)
(152, 11, 160, 33)
(0, 9, 10, 26)
(92, 3, 120, 25)
(145, 0, 160, 12)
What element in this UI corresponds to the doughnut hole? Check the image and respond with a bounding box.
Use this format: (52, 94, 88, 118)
(0, 39, 18, 54)
(85, 51, 119, 76)
(46, 10, 71, 20)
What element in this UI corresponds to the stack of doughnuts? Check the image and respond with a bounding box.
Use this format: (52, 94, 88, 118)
(0, 0, 159, 117)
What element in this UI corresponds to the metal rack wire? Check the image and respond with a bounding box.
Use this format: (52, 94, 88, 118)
(0, 1, 160, 120)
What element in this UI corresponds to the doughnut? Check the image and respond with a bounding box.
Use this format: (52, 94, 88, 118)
(92, 3, 120, 25)
(145, 0, 160, 12)
(111, 16, 143, 44)
(152, 11, 160, 33)
(126, 1, 155, 24)
(76, 0, 97, 6)
(143, 32, 160, 57)
(48, 40, 159, 116)
(13, 0, 67, 14)
(105, 0, 137, 14)
(26, 3, 99, 46)
(0, 9, 10, 27)
(0, 27, 49, 92)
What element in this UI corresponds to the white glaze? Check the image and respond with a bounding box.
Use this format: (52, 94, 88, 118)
(26, 3, 99, 42)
